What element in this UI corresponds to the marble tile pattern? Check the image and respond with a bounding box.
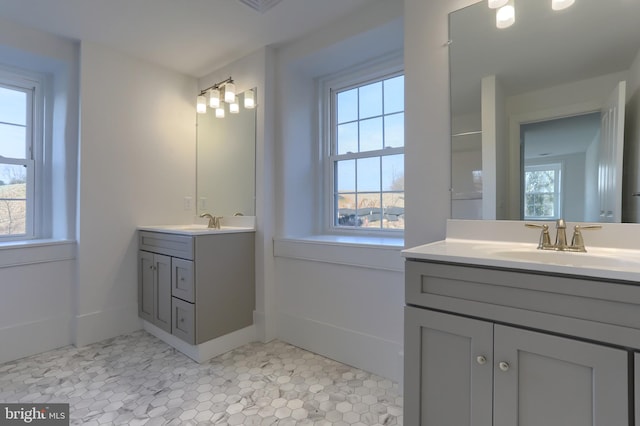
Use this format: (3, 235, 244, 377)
(0, 331, 403, 425)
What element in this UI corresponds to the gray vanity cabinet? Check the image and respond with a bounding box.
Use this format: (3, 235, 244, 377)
(405, 260, 632, 426)
(138, 230, 255, 345)
(636, 353, 640, 426)
(138, 251, 172, 333)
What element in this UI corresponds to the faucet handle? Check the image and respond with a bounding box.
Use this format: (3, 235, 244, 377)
(524, 223, 551, 249)
(570, 224, 602, 252)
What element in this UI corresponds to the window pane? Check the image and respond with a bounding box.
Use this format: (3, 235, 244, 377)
(336, 193, 358, 227)
(359, 82, 382, 119)
(359, 117, 383, 152)
(384, 113, 404, 148)
(382, 154, 404, 191)
(0, 123, 27, 158)
(335, 159, 355, 192)
(337, 88, 358, 124)
(0, 86, 27, 125)
(525, 194, 555, 218)
(357, 192, 382, 228)
(357, 157, 380, 192)
(525, 170, 556, 193)
(384, 75, 404, 114)
(382, 192, 404, 229)
(337, 122, 358, 155)
(0, 163, 27, 236)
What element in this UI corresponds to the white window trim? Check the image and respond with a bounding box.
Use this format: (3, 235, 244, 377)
(0, 67, 46, 242)
(318, 53, 404, 237)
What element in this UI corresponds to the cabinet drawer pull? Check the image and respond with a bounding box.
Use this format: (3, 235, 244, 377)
(476, 355, 487, 365)
(498, 361, 510, 372)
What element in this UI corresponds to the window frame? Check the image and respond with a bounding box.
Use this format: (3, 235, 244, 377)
(523, 161, 563, 221)
(0, 68, 44, 241)
(319, 55, 404, 236)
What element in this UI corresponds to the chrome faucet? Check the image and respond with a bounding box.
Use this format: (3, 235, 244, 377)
(199, 213, 221, 229)
(525, 219, 601, 252)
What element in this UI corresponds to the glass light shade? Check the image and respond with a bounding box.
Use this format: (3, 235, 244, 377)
(224, 82, 235, 103)
(229, 96, 240, 114)
(552, 0, 575, 11)
(209, 88, 220, 108)
(215, 106, 225, 118)
(488, 0, 509, 9)
(244, 89, 255, 109)
(196, 95, 207, 114)
(496, 2, 515, 29)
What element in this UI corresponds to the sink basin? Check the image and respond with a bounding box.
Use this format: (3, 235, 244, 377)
(487, 247, 640, 270)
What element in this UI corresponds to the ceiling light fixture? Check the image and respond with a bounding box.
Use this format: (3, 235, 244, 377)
(229, 96, 240, 114)
(224, 82, 236, 103)
(244, 89, 255, 109)
(209, 88, 220, 108)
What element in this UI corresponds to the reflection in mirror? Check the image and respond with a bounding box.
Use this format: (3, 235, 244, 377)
(449, 0, 640, 222)
(196, 89, 256, 217)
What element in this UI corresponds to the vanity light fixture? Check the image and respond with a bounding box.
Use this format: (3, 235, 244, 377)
(209, 88, 220, 108)
(229, 96, 240, 114)
(196, 77, 254, 117)
(552, 0, 575, 11)
(496, 0, 515, 29)
(244, 89, 255, 109)
(196, 95, 207, 114)
(488, 0, 509, 9)
(224, 82, 236, 103)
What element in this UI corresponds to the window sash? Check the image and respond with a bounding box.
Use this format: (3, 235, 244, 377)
(324, 65, 404, 234)
(523, 163, 562, 220)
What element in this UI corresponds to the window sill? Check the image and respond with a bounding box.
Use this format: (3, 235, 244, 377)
(0, 239, 77, 268)
(273, 235, 404, 272)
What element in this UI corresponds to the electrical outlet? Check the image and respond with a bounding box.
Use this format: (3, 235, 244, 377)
(199, 197, 207, 210)
(183, 196, 193, 211)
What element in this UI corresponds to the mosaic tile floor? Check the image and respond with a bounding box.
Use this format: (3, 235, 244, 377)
(0, 331, 403, 425)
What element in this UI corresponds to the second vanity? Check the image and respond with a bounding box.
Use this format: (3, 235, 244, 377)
(137, 217, 255, 362)
(403, 220, 640, 426)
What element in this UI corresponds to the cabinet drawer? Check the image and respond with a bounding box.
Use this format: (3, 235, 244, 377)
(172, 297, 195, 344)
(139, 231, 194, 259)
(172, 258, 194, 302)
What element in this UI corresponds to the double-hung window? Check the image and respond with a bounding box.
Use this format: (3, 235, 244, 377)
(325, 64, 404, 233)
(0, 71, 39, 240)
(523, 162, 563, 220)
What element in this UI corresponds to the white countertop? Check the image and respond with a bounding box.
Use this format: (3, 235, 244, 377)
(139, 216, 256, 236)
(402, 220, 640, 283)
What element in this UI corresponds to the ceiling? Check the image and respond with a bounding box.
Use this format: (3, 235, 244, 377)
(0, 0, 374, 77)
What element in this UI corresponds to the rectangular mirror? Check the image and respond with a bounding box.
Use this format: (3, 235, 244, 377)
(196, 89, 256, 217)
(449, 0, 640, 222)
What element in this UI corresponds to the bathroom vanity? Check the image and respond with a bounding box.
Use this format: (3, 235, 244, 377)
(403, 220, 640, 426)
(138, 221, 255, 349)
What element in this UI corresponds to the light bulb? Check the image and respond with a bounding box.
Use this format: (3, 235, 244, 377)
(496, 0, 515, 28)
(196, 95, 207, 114)
(209, 88, 220, 108)
(230, 96, 240, 114)
(215, 106, 225, 118)
(552, 0, 575, 11)
(488, 0, 508, 9)
(224, 82, 235, 103)
(244, 89, 255, 109)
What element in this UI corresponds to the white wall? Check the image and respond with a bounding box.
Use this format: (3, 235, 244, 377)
(75, 42, 197, 346)
(0, 19, 79, 363)
(273, 0, 405, 383)
(197, 47, 278, 342)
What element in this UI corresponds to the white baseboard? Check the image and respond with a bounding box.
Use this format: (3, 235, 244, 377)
(74, 304, 141, 347)
(277, 312, 403, 385)
(143, 321, 257, 363)
(0, 315, 73, 364)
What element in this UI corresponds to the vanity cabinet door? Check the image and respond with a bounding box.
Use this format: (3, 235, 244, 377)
(493, 325, 628, 426)
(138, 250, 172, 333)
(171, 258, 194, 303)
(404, 307, 493, 426)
